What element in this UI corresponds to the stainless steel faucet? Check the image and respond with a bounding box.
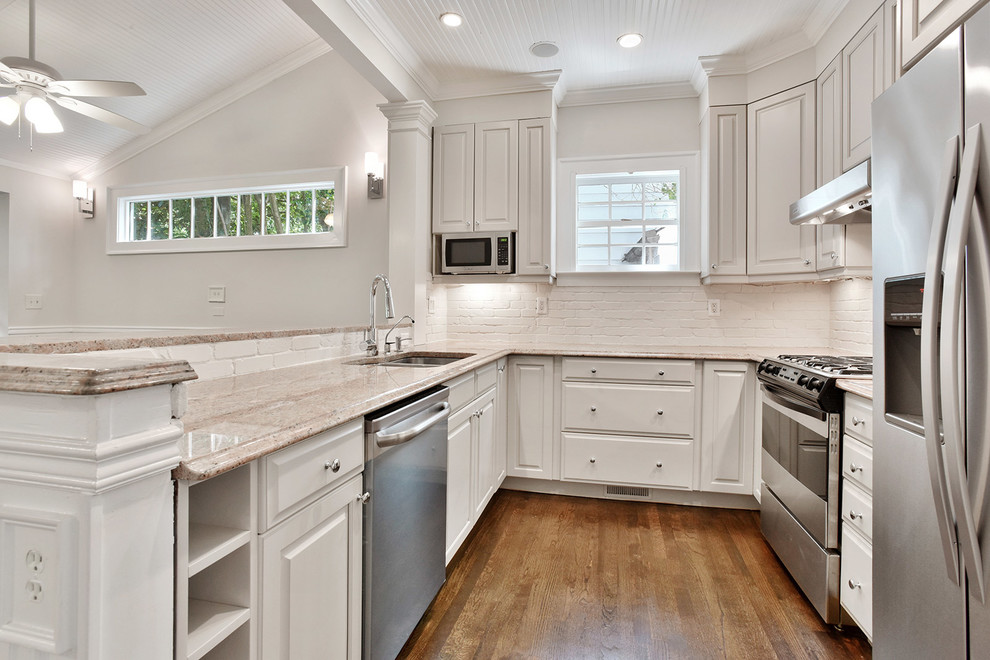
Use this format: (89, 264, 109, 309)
(383, 315, 414, 353)
(365, 274, 395, 356)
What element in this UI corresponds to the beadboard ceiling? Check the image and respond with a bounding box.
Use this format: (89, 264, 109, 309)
(0, 0, 849, 179)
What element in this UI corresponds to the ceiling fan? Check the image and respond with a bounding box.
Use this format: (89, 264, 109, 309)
(0, 0, 149, 135)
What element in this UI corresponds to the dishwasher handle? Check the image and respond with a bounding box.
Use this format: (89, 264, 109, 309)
(375, 402, 450, 448)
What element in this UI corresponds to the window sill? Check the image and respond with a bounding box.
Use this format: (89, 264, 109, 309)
(555, 271, 702, 287)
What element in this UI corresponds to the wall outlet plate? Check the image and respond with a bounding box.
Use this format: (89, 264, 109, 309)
(536, 297, 548, 315)
(24, 294, 42, 310)
(207, 286, 226, 303)
(707, 299, 721, 317)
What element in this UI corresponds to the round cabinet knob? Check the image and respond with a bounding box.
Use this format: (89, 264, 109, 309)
(657, 410, 664, 416)
(656, 461, 663, 468)
(848, 579, 862, 590)
(589, 457, 597, 464)
(465, 221, 471, 228)
(324, 458, 341, 473)
(657, 370, 665, 376)
(357, 492, 371, 504)
(831, 251, 838, 260)
(711, 264, 718, 270)
(849, 463, 863, 473)
(804, 259, 811, 266)
(849, 510, 863, 520)
(544, 264, 550, 270)
(590, 406, 597, 412)
(852, 416, 865, 426)
(590, 368, 597, 374)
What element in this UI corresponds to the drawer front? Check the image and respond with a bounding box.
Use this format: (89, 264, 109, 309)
(844, 394, 873, 444)
(561, 432, 693, 489)
(842, 480, 873, 542)
(562, 382, 696, 437)
(561, 357, 695, 385)
(263, 419, 364, 529)
(843, 435, 873, 493)
(475, 361, 498, 394)
(840, 525, 873, 640)
(445, 371, 476, 413)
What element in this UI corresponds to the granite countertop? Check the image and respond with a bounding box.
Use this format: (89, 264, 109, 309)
(837, 378, 873, 400)
(0, 352, 197, 394)
(175, 341, 829, 481)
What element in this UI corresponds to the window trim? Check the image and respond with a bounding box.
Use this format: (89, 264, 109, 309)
(106, 167, 347, 254)
(557, 153, 700, 277)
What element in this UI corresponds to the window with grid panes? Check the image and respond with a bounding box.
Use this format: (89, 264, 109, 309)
(574, 171, 679, 270)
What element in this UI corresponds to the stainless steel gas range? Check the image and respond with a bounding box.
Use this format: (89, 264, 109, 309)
(757, 354, 872, 624)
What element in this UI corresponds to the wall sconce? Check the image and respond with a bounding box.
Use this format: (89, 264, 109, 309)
(73, 179, 94, 218)
(365, 152, 384, 199)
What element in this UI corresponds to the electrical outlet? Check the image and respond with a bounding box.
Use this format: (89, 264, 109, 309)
(428, 297, 436, 314)
(210, 303, 226, 317)
(207, 286, 226, 303)
(707, 299, 721, 317)
(24, 294, 42, 310)
(536, 297, 548, 315)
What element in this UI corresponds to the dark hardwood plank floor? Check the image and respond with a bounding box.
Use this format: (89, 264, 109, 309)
(400, 490, 872, 660)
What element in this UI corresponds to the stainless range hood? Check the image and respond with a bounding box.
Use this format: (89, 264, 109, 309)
(789, 159, 872, 225)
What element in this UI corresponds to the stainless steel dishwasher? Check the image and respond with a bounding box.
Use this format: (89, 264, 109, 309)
(363, 386, 449, 660)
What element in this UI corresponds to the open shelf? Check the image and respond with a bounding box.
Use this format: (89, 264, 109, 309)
(186, 599, 251, 660)
(188, 523, 252, 577)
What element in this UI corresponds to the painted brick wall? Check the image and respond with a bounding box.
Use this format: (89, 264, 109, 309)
(829, 278, 873, 355)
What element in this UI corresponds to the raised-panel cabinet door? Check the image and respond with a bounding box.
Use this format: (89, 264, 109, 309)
(885, 0, 902, 87)
(702, 105, 748, 279)
(260, 476, 361, 660)
(700, 362, 755, 495)
(446, 408, 474, 563)
(901, 0, 986, 69)
(746, 82, 817, 276)
(507, 356, 555, 479)
(842, 7, 885, 171)
(817, 54, 846, 273)
(517, 118, 554, 276)
(474, 120, 518, 231)
(473, 389, 498, 519)
(433, 124, 475, 233)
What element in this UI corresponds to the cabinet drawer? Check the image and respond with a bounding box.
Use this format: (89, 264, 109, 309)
(262, 419, 364, 530)
(561, 432, 693, 489)
(562, 382, 695, 437)
(475, 361, 497, 393)
(841, 525, 873, 640)
(561, 357, 695, 385)
(445, 371, 476, 413)
(844, 394, 873, 443)
(843, 434, 873, 493)
(842, 480, 873, 541)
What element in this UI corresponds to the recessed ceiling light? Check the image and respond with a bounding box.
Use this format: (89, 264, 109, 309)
(530, 41, 559, 58)
(617, 33, 644, 48)
(440, 12, 463, 27)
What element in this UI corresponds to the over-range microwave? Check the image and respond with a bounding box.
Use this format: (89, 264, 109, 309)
(440, 232, 514, 274)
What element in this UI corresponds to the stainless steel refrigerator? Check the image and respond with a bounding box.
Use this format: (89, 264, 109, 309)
(872, 4, 990, 657)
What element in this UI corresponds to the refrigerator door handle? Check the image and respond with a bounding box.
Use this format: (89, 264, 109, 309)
(941, 123, 986, 603)
(922, 135, 962, 585)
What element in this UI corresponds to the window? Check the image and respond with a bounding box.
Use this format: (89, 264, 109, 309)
(575, 171, 679, 270)
(107, 168, 347, 254)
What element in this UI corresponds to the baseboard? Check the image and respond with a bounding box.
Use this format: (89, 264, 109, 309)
(500, 476, 759, 510)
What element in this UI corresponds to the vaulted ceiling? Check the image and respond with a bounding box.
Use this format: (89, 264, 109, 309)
(0, 0, 849, 180)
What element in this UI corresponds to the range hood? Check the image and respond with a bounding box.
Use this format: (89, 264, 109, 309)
(789, 159, 872, 225)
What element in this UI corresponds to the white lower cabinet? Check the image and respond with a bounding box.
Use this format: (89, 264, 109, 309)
(507, 356, 556, 479)
(699, 361, 756, 495)
(841, 393, 873, 641)
(561, 432, 693, 488)
(259, 475, 362, 660)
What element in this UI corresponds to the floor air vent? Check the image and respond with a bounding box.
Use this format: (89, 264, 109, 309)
(604, 485, 651, 499)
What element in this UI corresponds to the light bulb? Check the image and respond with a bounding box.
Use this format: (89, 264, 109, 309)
(439, 12, 463, 27)
(617, 33, 644, 48)
(0, 96, 18, 126)
(365, 151, 379, 176)
(24, 97, 63, 133)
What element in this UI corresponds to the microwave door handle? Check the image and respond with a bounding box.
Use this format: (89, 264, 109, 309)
(941, 124, 986, 602)
(922, 135, 962, 585)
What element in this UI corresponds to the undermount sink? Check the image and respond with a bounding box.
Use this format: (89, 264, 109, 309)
(344, 351, 475, 367)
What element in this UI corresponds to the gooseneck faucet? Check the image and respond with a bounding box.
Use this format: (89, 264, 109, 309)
(384, 315, 414, 353)
(365, 274, 395, 356)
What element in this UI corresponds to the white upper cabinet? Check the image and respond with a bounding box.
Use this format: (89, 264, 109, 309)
(517, 118, 555, 276)
(842, 7, 885, 171)
(432, 124, 475, 233)
(901, 0, 987, 69)
(474, 121, 519, 231)
(747, 82, 818, 277)
(701, 105, 748, 282)
(818, 55, 846, 273)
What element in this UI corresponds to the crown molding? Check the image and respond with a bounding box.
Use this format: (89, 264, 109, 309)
(693, 30, 814, 92)
(433, 70, 563, 102)
(804, 0, 853, 44)
(73, 40, 332, 181)
(560, 81, 698, 107)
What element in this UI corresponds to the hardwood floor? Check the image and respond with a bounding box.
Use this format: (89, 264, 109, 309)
(400, 490, 872, 660)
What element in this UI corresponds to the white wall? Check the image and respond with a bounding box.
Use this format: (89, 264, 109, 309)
(0, 167, 78, 331)
(71, 51, 389, 330)
(556, 97, 700, 158)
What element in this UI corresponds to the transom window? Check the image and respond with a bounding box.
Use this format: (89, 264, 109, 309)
(575, 171, 680, 270)
(108, 167, 347, 254)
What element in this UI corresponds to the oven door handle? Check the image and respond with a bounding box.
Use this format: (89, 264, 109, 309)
(922, 135, 962, 585)
(760, 385, 827, 423)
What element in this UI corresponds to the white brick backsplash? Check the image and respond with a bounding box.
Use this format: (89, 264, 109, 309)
(234, 354, 275, 375)
(258, 337, 293, 355)
(193, 359, 234, 380)
(830, 278, 873, 355)
(165, 344, 214, 364)
(214, 340, 258, 359)
(291, 335, 322, 351)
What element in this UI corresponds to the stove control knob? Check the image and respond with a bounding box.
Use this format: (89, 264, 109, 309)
(797, 375, 810, 387)
(809, 378, 823, 391)
(771, 365, 782, 376)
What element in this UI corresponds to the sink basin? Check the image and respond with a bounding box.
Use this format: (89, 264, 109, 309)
(343, 351, 475, 367)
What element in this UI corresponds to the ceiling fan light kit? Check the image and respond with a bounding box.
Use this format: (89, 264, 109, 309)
(0, 96, 17, 125)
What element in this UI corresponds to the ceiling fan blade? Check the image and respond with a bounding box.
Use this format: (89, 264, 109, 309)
(0, 59, 23, 85)
(48, 79, 146, 97)
(49, 95, 150, 134)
